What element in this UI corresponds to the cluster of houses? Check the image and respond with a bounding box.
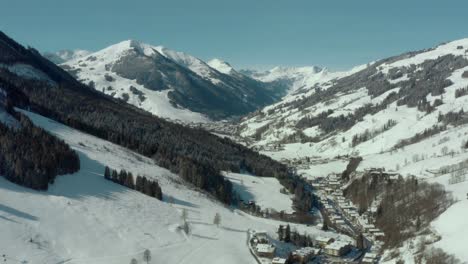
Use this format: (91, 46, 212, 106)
(249, 230, 356, 264)
(312, 172, 388, 262)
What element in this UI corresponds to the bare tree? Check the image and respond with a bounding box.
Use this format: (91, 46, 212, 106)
(143, 249, 151, 264)
(181, 208, 188, 222)
(183, 221, 190, 235)
(213, 212, 221, 227)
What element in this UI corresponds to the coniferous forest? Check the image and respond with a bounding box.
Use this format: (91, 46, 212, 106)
(104, 166, 163, 200)
(0, 111, 80, 190)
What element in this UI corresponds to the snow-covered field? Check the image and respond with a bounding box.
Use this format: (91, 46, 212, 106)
(224, 172, 294, 213)
(0, 110, 351, 264)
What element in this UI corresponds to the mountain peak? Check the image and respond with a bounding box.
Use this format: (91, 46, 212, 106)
(207, 58, 235, 75)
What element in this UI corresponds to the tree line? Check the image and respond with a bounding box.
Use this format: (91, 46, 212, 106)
(104, 166, 162, 200)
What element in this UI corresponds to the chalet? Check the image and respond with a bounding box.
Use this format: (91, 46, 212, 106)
(315, 236, 335, 248)
(324, 241, 352, 257)
(255, 243, 275, 258)
(272, 257, 287, 264)
(292, 247, 319, 263)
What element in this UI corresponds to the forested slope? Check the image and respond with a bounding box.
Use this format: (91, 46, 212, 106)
(0, 31, 295, 203)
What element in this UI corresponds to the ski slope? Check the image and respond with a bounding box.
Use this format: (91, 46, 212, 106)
(224, 172, 294, 213)
(0, 110, 350, 264)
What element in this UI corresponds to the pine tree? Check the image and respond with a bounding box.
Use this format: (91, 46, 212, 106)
(357, 233, 365, 250)
(277, 225, 284, 241)
(322, 221, 329, 231)
(111, 169, 118, 182)
(285, 224, 291, 242)
(125, 172, 134, 189)
(104, 166, 111, 180)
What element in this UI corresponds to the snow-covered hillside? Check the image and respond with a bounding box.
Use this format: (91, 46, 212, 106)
(238, 38, 468, 262)
(242, 66, 341, 93)
(208, 58, 235, 75)
(59, 40, 280, 123)
(0, 110, 350, 264)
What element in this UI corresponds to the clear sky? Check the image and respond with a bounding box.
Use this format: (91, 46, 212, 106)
(2, 0, 468, 70)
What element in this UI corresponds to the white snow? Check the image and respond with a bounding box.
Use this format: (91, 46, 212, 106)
(224, 172, 294, 213)
(207, 58, 235, 75)
(0, 110, 350, 264)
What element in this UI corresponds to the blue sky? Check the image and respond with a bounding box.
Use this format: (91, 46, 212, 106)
(2, 0, 468, 70)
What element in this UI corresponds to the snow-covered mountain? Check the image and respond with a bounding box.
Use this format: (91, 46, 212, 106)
(43, 49, 91, 64)
(59, 40, 282, 122)
(241, 66, 342, 93)
(208, 58, 236, 75)
(239, 38, 468, 261)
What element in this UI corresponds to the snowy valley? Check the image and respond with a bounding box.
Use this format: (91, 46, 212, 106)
(1, 27, 468, 264)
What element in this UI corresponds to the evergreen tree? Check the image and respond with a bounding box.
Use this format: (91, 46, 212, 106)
(104, 166, 111, 180)
(322, 221, 329, 231)
(130, 258, 138, 264)
(111, 169, 118, 182)
(357, 233, 365, 250)
(284, 224, 291, 242)
(125, 172, 134, 189)
(277, 225, 284, 241)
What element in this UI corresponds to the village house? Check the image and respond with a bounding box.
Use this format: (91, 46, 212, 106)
(255, 243, 276, 258)
(272, 257, 287, 264)
(362, 252, 379, 263)
(324, 241, 352, 257)
(315, 236, 335, 248)
(291, 247, 319, 263)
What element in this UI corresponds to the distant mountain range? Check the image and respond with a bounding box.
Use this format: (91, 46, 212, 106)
(45, 43, 331, 122)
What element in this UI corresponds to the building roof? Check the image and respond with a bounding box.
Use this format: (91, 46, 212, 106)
(293, 247, 319, 256)
(325, 241, 351, 250)
(272, 257, 287, 264)
(256, 243, 275, 253)
(315, 236, 333, 243)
